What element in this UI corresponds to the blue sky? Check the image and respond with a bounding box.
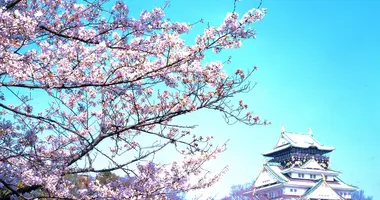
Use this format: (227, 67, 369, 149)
(125, 0, 380, 198)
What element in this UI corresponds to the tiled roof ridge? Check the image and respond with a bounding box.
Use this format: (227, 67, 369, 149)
(264, 165, 288, 183)
(300, 157, 325, 170)
(335, 176, 359, 189)
(301, 178, 324, 198)
(284, 131, 323, 146)
(301, 175, 345, 200)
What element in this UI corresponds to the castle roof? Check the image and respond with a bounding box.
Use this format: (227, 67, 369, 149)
(300, 157, 326, 170)
(263, 132, 335, 156)
(301, 177, 344, 200)
(280, 157, 341, 175)
(254, 162, 357, 192)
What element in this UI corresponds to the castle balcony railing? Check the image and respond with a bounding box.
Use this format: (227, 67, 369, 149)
(269, 152, 330, 164)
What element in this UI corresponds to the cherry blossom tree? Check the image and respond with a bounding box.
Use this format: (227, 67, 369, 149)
(221, 181, 254, 200)
(0, 0, 266, 199)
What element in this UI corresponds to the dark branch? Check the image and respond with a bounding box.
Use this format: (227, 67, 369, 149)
(5, 0, 22, 10)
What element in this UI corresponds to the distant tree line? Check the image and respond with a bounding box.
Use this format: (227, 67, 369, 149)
(352, 190, 373, 200)
(221, 180, 255, 200)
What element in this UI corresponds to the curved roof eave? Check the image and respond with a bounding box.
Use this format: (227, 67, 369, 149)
(262, 144, 335, 156)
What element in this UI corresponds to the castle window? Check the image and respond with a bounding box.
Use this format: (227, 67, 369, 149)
(290, 189, 293, 192)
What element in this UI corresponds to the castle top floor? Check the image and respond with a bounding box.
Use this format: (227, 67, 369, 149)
(263, 129, 335, 158)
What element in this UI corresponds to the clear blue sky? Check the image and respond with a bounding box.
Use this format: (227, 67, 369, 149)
(125, 0, 380, 198)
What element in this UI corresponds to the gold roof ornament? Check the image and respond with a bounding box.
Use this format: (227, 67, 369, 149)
(263, 159, 268, 165)
(281, 126, 286, 134)
(308, 128, 313, 136)
(321, 174, 326, 182)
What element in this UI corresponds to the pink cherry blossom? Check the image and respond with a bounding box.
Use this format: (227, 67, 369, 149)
(0, 0, 267, 199)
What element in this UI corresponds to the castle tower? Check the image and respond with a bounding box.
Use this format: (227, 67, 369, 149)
(250, 129, 357, 200)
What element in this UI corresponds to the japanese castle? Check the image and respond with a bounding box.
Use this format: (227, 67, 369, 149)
(250, 127, 357, 200)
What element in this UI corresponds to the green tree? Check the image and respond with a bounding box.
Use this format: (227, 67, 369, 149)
(95, 172, 118, 185)
(222, 181, 255, 200)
